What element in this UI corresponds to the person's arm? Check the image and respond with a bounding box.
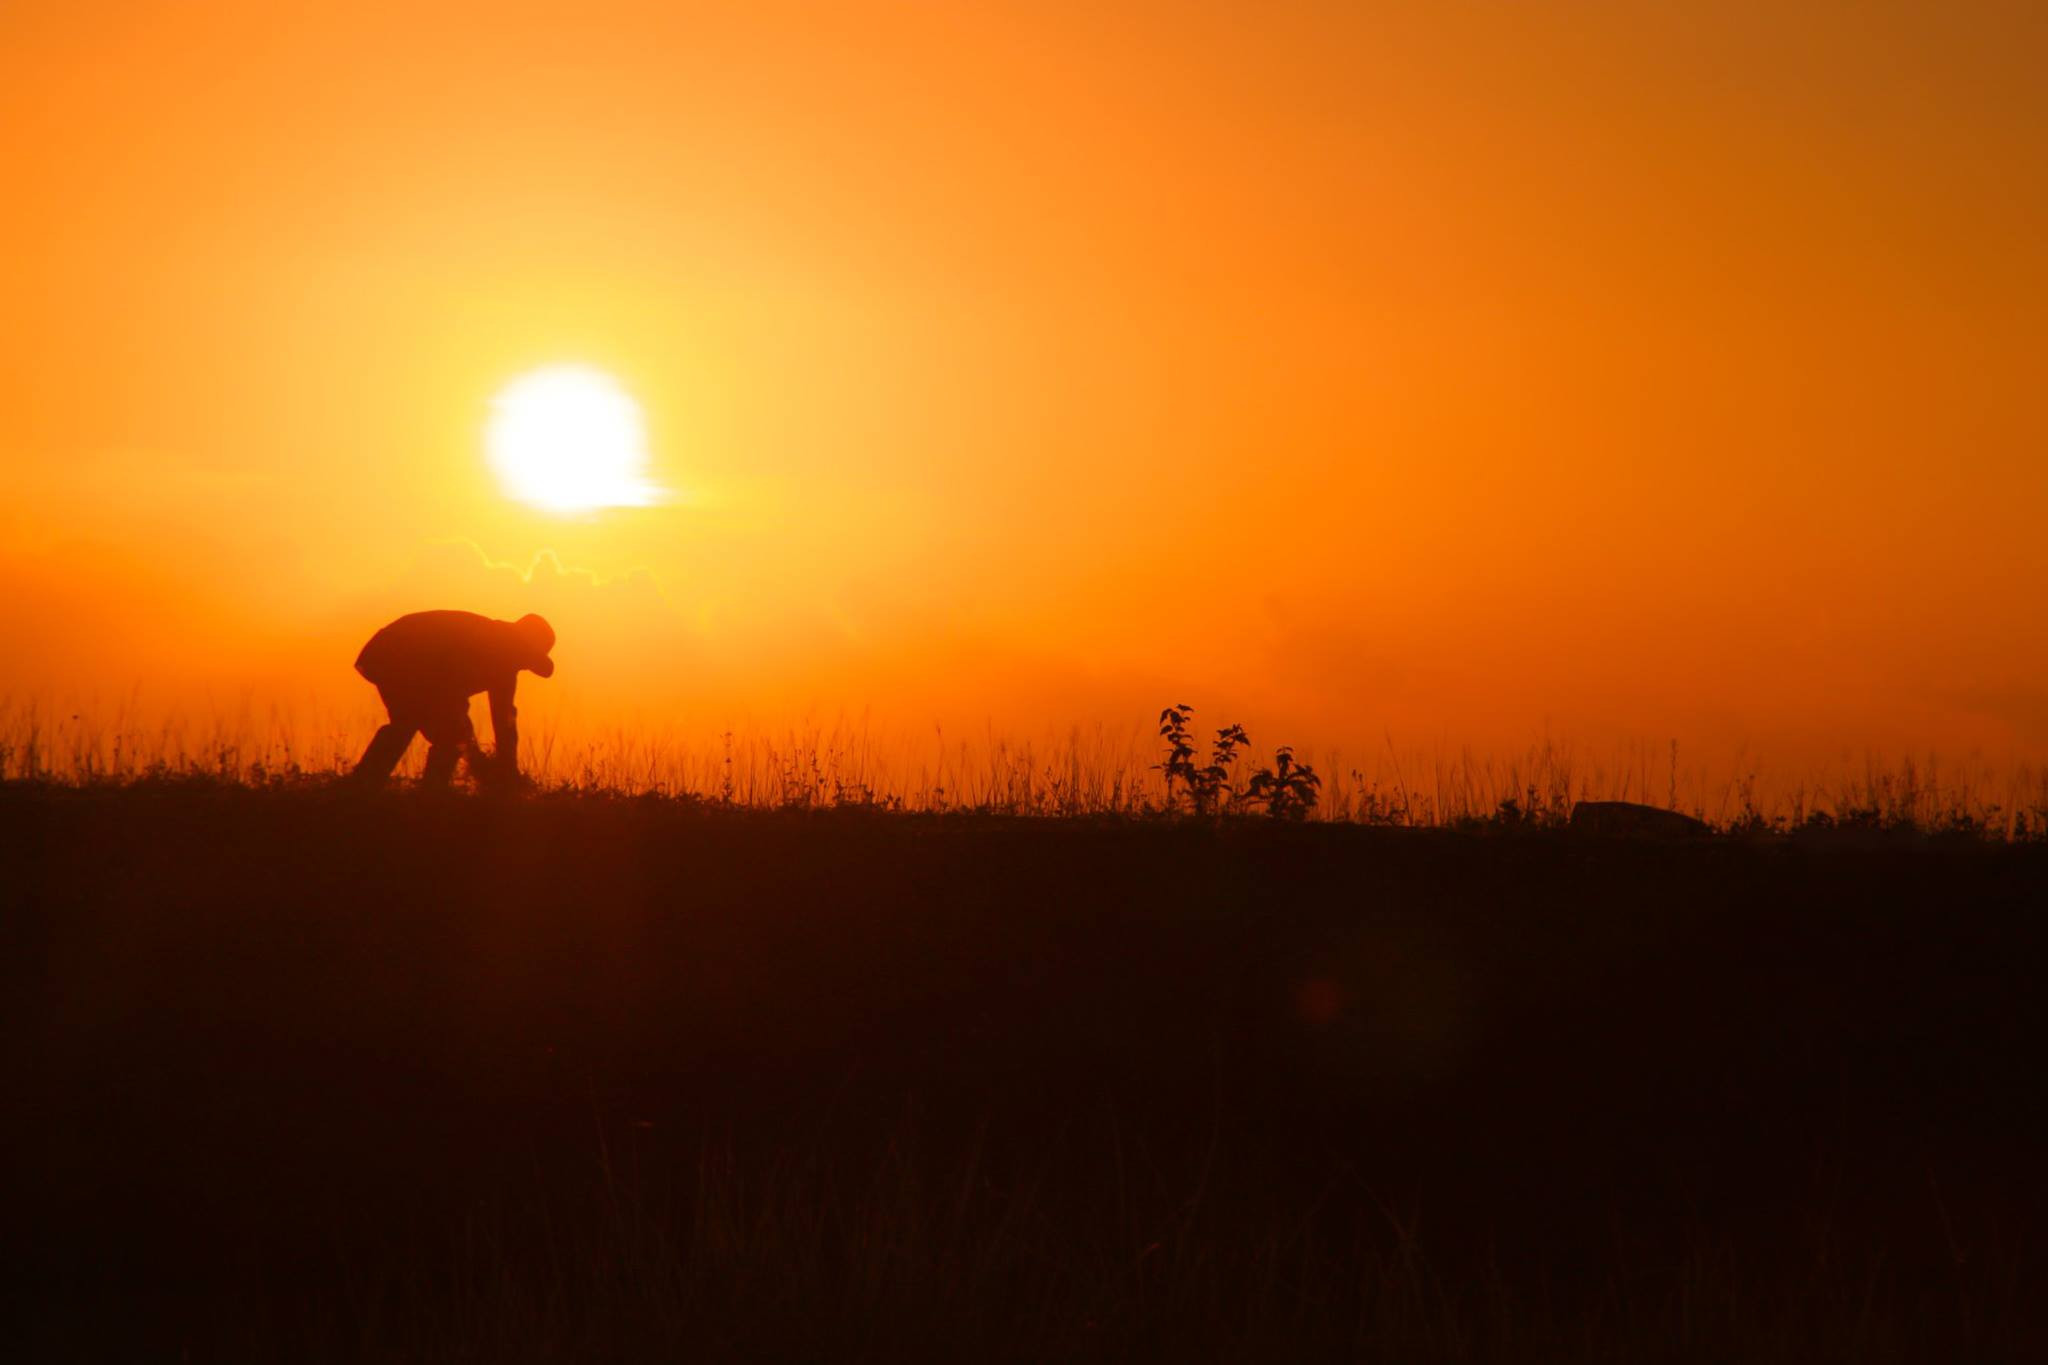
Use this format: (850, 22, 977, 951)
(487, 678, 520, 778)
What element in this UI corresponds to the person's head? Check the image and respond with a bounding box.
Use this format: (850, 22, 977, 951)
(512, 613, 556, 678)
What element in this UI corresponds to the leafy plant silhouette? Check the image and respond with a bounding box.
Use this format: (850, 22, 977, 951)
(1244, 745, 1321, 820)
(1156, 704, 1199, 811)
(1196, 723, 1251, 815)
(1159, 706, 1303, 817)
(1157, 705, 1253, 815)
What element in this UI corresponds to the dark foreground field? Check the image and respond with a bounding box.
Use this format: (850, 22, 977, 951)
(6, 782, 2047, 1361)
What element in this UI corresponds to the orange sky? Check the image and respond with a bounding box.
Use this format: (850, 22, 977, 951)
(4, 1, 2045, 774)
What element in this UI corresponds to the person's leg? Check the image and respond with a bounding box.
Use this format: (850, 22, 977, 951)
(419, 704, 478, 788)
(351, 687, 418, 783)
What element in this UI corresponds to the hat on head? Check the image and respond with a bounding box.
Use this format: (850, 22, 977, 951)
(514, 613, 556, 677)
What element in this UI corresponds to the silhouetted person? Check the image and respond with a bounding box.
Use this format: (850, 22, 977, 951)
(351, 610, 555, 787)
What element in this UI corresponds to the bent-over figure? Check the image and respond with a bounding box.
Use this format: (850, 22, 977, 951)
(351, 610, 556, 787)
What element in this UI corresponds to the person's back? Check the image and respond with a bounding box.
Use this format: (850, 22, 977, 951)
(355, 610, 551, 698)
(351, 611, 555, 787)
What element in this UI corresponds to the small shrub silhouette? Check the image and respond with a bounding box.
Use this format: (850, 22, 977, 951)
(1156, 706, 1252, 815)
(1195, 723, 1251, 815)
(1244, 745, 1320, 820)
(1156, 704, 1199, 811)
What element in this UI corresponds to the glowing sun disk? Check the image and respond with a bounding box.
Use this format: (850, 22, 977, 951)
(487, 366, 659, 513)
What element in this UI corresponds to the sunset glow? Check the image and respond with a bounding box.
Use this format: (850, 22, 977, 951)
(1, 0, 2043, 791)
(13, 8, 2048, 1354)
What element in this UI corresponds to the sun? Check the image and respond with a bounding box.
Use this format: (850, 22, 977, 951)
(486, 366, 661, 513)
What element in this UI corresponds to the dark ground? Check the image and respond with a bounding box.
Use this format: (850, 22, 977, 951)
(5, 780, 2046, 1360)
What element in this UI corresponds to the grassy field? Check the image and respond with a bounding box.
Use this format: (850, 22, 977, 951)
(6, 775, 2047, 1360)
(6, 699, 2045, 834)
